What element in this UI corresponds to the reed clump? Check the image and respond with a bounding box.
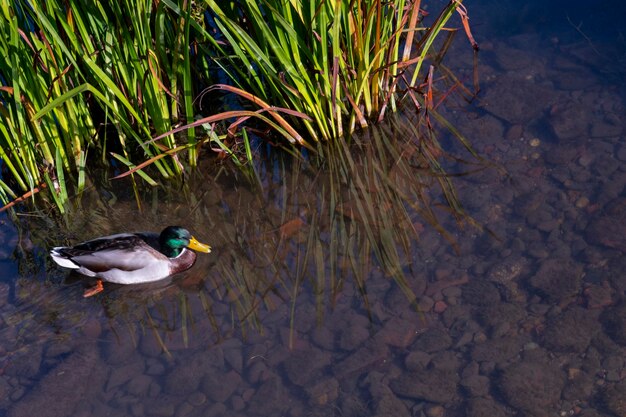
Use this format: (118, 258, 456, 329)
(207, 0, 477, 142)
(0, 0, 477, 212)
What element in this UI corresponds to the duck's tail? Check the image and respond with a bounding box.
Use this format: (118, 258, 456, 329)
(50, 247, 80, 270)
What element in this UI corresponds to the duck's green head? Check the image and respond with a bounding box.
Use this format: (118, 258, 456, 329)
(160, 226, 212, 257)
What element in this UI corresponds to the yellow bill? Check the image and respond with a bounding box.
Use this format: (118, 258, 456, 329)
(187, 236, 211, 253)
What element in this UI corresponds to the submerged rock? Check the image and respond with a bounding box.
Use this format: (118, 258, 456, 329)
(460, 374, 490, 397)
(390, 368, 459, 404)
(601, 380, 626, 417)
(477, 303, 526, 329)
(365, 371, 411, 417)
(586, 198, 626, 253)
(584, 282, 615, 309)
(4, 344, 43, 379)
(106, 359, 145, 392)
(404, 350, 432, 370)
(333, 339, 388, 379)
(0, 377, 11, 410)
(8, 345, 102, 417)
(462, 280, 501, 306)
(528, 258, 583, 302)
(201, 369, 241, 403)
(601, 302, 626, 346)
(305, 377, 339, 406)
(337, 314, 371, 351)
(562, 368, 595, 401)
(471, 334, 529, 365)
(590, 117, 623, 138)
(375, 316, 423, 349)
(548, 99, 590, 141)
(487, 257, 529, 301)
(411, 327, 453, 353)
(247, 376, 290, 415)
(498, 360, 565, 415)
(541, 307, 600, 352)
(466, 397, 508, 417)
(282, 348, 331, 387)
(143, 395, 179, 417)
(165, 351, 220, 395)
(483, 74, 555, 124)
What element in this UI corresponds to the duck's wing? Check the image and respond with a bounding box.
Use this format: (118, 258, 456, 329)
(70, 233, 158, 253)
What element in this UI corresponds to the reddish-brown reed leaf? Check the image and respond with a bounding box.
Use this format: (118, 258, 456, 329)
(455, 1, 479, 51)
(0, 183, 47, 213)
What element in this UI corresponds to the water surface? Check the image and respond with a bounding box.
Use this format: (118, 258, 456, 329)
(1, 2, 626, 417)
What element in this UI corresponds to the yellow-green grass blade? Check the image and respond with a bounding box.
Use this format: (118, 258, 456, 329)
(110, 153, 158, 187)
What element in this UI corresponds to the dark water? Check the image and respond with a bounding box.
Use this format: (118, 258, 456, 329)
(1, 2, 626, 417)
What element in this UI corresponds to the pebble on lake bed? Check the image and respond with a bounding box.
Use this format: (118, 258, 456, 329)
(575, 196, 590, 208)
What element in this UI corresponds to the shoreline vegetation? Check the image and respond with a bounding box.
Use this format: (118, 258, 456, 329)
(0, 0, 478, 213)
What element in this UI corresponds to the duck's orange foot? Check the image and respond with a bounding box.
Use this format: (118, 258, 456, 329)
(83, 280, 104, 298)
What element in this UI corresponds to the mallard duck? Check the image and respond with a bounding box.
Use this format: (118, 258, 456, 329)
(50, 226, 211, 297)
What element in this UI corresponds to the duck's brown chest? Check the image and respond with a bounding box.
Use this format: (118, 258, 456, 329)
(169, 249, 197, 275)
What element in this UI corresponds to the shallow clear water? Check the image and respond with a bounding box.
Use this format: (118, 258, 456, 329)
(1, 2, 625, 417)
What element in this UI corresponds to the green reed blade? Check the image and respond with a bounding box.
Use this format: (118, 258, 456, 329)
(110, 153, 158, 186)
(77, 150, 87, 194)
